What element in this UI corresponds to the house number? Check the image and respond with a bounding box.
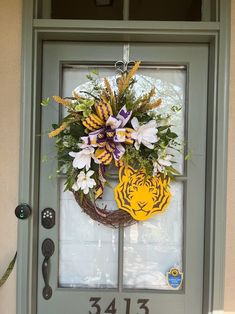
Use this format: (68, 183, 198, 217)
(89, 297, 150, 314)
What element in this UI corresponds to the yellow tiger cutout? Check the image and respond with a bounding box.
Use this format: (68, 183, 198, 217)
(114, 166, 171, 221)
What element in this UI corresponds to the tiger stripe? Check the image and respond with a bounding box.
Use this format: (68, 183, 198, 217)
(95, 148, 113, 165)
(82, 114, 104, 131)
(115, 159, 125, 168)
(95, 101, 113, 121)
(125, 128, 134, 144)
(114, 166, 171, 221)
(106, 142, 116, 153)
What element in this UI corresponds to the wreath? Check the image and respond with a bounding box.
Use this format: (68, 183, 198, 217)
(44, 61, 182, 228)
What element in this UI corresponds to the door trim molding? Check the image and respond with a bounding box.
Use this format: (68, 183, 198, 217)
(17, 1, 231, 314)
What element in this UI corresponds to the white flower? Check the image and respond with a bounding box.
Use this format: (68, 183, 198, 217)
(131, 117, 158, 150)
(72, 170, 96, 194)
(153, 154, 172, 175)
(69, 147, 97, 171)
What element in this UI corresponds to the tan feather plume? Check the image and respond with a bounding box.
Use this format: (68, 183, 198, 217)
(117, 76, 125, 93)
(48, 122, 69, 138)
(140, 88, 156, 105)
(53, 96, 72, 107)
(104, 77, 115, 102)
(122, 61, 141, 91)
(141, 98, 162, 112)
(118, 61, 141, 93)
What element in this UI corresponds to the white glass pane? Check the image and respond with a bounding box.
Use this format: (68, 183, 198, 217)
(96, 176, 119, 211)
(123, 181, 183, 290)
(59, 179, 119, 288)
(62, 65, 117, 99)
(60, 66, 120, 289)
(63, 65, 186, 174)
(136, 67, 186, 174)
(60, 64, 186, 290)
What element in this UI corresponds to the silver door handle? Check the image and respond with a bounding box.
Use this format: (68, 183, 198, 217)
(41, 238, 55, 300)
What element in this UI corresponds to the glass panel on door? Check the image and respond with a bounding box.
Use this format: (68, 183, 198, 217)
(59, 64, 186, 290)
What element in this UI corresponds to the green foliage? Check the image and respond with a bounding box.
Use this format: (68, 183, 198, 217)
(41, 97, 50, 106)
(185, 149, 193, 161)
(46, 64, 184, 195)
(171, 105, 182, 112)
(74, 98, 95, 117)
(64, 166, 78, 191)
(69, 123, 85, 139)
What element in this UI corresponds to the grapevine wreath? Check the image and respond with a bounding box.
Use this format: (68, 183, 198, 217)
(46, 61, 183, 228)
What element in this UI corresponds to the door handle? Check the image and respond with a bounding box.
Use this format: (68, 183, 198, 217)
(41, 238, 55, 300)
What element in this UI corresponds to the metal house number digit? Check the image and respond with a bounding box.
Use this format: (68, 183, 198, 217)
(89, 297, 101, 314)
(104, 298, 117, 314)
(124, 298, 131, 314)
(137, 299, 150, 314)
(88, 298, 150, 314)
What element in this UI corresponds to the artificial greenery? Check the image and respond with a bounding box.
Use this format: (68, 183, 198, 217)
(44, 61, 183, 196)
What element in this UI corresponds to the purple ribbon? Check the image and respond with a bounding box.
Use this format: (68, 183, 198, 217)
(82, 105, 132, 161)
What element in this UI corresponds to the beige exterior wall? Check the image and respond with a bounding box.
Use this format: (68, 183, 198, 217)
(225, 1, 235, 313)
(0, 0, 234, 313)
(0, 0, 21, 313)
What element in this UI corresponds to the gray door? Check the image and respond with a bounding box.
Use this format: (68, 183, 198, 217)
(38, 41, 208, 314)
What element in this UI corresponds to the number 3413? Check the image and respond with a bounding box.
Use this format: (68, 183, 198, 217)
(89, 297, 150, 314)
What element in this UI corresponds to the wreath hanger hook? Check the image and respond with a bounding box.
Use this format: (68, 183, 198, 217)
(115, 43, 135, 74)
(114, 60, 135, 74)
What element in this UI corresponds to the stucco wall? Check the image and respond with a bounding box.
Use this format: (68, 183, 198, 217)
(0, 0, 21, 313)
(0, 0, 234, 313)
(224, 1, 235, 313)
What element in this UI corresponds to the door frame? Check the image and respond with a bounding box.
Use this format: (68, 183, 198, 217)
(17, 1, 231, 314)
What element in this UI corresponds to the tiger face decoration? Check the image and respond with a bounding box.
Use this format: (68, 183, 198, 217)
(114, 166, 171, 221)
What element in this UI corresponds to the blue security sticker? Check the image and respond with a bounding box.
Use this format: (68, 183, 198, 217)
(166, 268, 183, 289)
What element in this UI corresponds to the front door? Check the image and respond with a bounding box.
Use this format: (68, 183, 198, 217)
(39, 41, 208, 314)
